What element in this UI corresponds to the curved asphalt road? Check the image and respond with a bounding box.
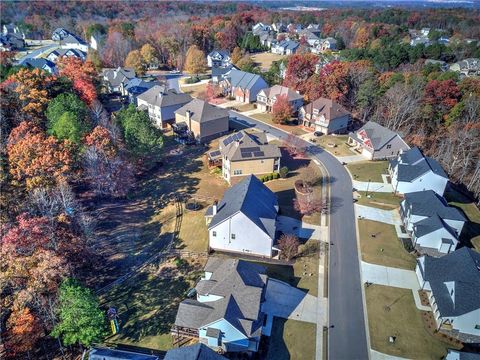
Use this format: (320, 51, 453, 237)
(230, 112, 369, 360)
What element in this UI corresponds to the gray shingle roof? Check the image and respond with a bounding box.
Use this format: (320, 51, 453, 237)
(20, 58, 55, 71)
(89, 347, 159, 360)
(403, 190, 465, 222)
(175, 99, 229, 124)
(103, 67, 136, 87)
(208, 175, 278, 239)
(227, 69, 267, 91)
(260, 85, 303, 102)
(349, 121, 403, 151)
(137, 85, 192, 108)
(422, 247, 480, 316)
(394, 147, 448, 182)
(413, 215, 457, 238)
(164, 344, 226, 360)
(302, 97, 350, 122)
(219, 130, 281, 162)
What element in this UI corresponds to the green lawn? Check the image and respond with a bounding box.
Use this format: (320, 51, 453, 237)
(250, 112, 308, 136)
(356, 191, 402, 210)
(366, 285, 450, 359)
(315, 135, 354, 157)
(347, 161, 389, 182)
(359, 219, 416, 270)
(266, 318, 316, 360)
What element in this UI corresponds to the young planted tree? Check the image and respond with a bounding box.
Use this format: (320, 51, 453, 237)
(51, 279, 107, 348)
(278, 234, 300, 261)
(272, 94, 293, 125)
(184, 45, 207, 77)
(293, 193, 326, 216)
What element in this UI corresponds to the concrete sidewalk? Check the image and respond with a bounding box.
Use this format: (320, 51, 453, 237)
(361, 261, 431, 311)
(355, 204, 401, 225)
(276, 215, 326, 240)
(353, 179, 394, 193)
(337, 154, 367, 163)
(371, 349, 409, 360)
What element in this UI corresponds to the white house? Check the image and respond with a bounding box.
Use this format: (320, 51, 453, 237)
(445, 349, 480, 360)
(46, 48, 86, 63)
(205, 175, 278, 257)
(401, 190, 466, 254)
(207, 50, 231, 68)
(389, 147, 449, 195)
(173, 257, 267, 353)
(102, 67, 136, 94)
(416, 247, 480, 339)
(271, 40, 299, 55)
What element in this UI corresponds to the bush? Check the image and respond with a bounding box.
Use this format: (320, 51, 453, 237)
(184, 76, 200, 84)
(273, 172, 280, 179)
(279, 166, 289, 178)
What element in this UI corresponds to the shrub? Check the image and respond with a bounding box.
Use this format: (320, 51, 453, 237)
(184, 76, 200, 84)
(279, 166, 289, 178)
(273, 172, 280, 179)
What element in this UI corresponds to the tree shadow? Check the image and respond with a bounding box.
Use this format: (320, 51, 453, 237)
(329, 196, 345, 215)
(264, 317, 291, 360)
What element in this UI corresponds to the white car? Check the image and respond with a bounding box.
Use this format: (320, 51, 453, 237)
(169, 69, 180, 74)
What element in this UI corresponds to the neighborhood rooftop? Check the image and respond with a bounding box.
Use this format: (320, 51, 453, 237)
(164, 343, 226, 360)
(403, 190, 466, 222)
(137, 85, 192, 107)
(219, 130, 281, 161)
(391, 147, 448, 181)
(350, 121, 403, 150)
(261, 84, 303, 101)
(175, 99, 229, 123)
(302, 97, 350, 120)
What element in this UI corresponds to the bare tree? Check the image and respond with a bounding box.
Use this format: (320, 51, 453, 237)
(278, 234, 300, 261)
(299, 165, 320, 189)
(294, 193, 327, 216)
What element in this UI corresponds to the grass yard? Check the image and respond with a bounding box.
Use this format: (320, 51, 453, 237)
(101, 258, 205, 351)
(355, 191, 402, 210)
(314, 135, 354, 157)
(366, 285, 450, 359)
(266, 318, 316, 360)
(251, 52, 287, 71)
(347, 160, 389, 182)
(236, 103, 256, 112)
(358, 219, 416, 270)
(177, 208, 209, 252)
(180, 83, 207, 98)
(250, 112, 308, 136)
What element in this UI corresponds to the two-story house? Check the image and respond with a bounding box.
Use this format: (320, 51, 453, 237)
(221, 69, 268, 104)
(271, 40, 299, 55)
(299, 97, 351, 134)
(209, 130, 281, 183)
(347, 121, 410, 160)
(102, 67, 136, 94)
(137, 85, 192, 128)
(400, 190, 466, 254)
(389, 147, 449, 195)
(256, 85, 304, 114)
(207, 50, 231, 68)
(46, 48, 86, 63)
(173, 258, 268, 353)
(416, 247, 480, 338)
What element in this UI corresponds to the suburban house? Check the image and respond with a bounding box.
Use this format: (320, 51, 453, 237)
(259, 32, 276, 48)
(207, 50, 231, 68)
(212, 64, 235, 84)
(256, 85, 304, 114)
(299, 97, 351, 134)
(46, 48, 86, 63)
(400, 190, 466, 254)
(3, 24, 24, 38)
(0, 34, 24, 51)
(298, 29, 320, 47)
(416, 247, 480, 338)
(165, 344, 227, 360)
(450, 58, 480, 78)
(389, 147, 449, 195)
(102, 67, 136, 94)
(271, 22, 287, 33)
(173, 258, 268, 353)
(205, 175, 278, 257)
(252, 22, 272, 35)
(209, 130, 281, 183)
(137, 85, 192, 128)
(124, 77, 161, 104)
(174, 99, 229, 143)
(89, 347, 159, 360)
(445, 349, 480, 360)
(271, 40, 299, 55)
(20, 58, 56, 74)
(320, 38, 337, 51)
(347, 121, 410, 160)
(221, 69, 268, 104)
(52, 28, 88, 52)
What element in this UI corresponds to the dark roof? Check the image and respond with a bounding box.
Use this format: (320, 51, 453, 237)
(302, 97, 350, 122)
(394, 147, 448, 182)
(89, 347, 159, 360)
(61, 33, 87, 45)
(349, 121, 404, 151)
(175, 99, 229, 124)
(103, 67, 136, 87)
(124, 78, 160, 95)
(164, 344, 226, 360)
(227, 69, 267, 91)
(208, 50, 230, 60)
(422, 247, 480, 316)
(413, 215, 457, 238)
(212, 65, 234, 78)
(276, 40, 299, 51)
(20, 58, 55, 71)
(137, 85, 192, 108)
(219, 130, 281, 162)
(403, 190, 465, 222)
(447, 350, 480, 360)
(208, 175, 278, 239)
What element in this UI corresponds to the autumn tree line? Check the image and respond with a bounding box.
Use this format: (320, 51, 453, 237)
(0, 57, 164, 358)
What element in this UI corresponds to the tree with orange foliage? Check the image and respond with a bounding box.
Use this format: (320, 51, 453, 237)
(305, 61, 350, 104)
(4, 307, 44, 357)
(84, 126, 117, 157)
(7, 122, 72, 190)
(283, 53, 318, 94)
(272, 94, 293, 124)
(57, 57, 97, 105)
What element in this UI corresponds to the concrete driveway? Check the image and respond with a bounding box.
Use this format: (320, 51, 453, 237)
(355, 204, 401, 225)
(262, 279, 323, 325)
(276, 215, 325, 240)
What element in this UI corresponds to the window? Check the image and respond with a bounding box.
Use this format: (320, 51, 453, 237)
(231, 234, 236, 240)
(475, 325, 480, 330)
(386, 144, 392, 149)
(233, 169, 242, 175)
(212, 231, 217, 237)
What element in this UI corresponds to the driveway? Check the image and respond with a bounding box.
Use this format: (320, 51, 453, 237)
(355, 204, 401, 225)
(353, 179, 393, 193)
(276, 215, 326, 240)
(337, 154, 367, 163)
(16, 44, 57, 63)
(361, 261, 430, 311)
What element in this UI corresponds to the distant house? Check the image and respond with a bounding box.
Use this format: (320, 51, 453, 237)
(174, 99, 230, 143)
(164, 344, 227, 360)
(212, 64, 235, 84)
(205, 175, 278, 257)
(389, 147, 449, 195)
(20, 58, 56, 74)
(410, 37, 431, 47)
(306, 24, 321, 35)
(221, 69, 268, 104)
(2, 24, 24, 38)
(102, 67, 136, 94)
(89, 347, 159, 360)
(320, 38, 337, 51)
(298, 30, 320, 47)
(271, 23, 287, 33)
(52, 28, 88, 52)
(209, 130, 281, 183)
(46, 48, 86, 63)
(0, 34, 24, 51)
(252, 23, 272, 35)
(347, 121, 410, 160)
(52, 28, 71, 41)
(450, 58, 480, 78)
(173, 257, 268, 353)
(256, 85, 304, 114)
(125, 78, 161, 105)
(445, 349, 480, 360)
(259, 32, 276, 48)
(207, 50, 231, 68)
(400, 190, 466, 254)
(425, 59, 449, 72)
(299, 97, 351, 134)
(137, 85, 192, 128)
(271, 40, 299, 55)
(416, 247, 480, 338)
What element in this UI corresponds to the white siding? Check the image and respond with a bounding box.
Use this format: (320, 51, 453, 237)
(454, 309, 480, 336)
(394, 172, 448, 196)
(414, 227, 458, 253)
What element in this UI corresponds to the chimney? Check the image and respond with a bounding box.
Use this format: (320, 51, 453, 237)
(186, 110, 192, 130)
(212, 201, 217, 215)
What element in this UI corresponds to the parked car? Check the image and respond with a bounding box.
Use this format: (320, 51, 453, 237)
(314, 131, 323, 137)
(169, 69, 180, 74)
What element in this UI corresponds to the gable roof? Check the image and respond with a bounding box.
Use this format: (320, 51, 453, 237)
(164, 344, 226, 360)
(393, 147, 448, 182)
(103, 67, 136, 87)
(414, 214, 458, 239)
(403, 190, 465, 222)
(259, 85, 303, 102)
(61, 33, 87, 45)
(302, 97, 350, 122)
(124, 77, 160, 93)
(227, 69, 267, 90)
(137, 85, 192, 107)
(89, 347, 159, 360)
(276, 40, 299, 51)
(349, 121, 404, 151)
(175, 99, 229, 123)
(20, 58, 55, 72)
(219, 130, 281, 162)
(212, 64, 235, 78)
(421, 247, 480, 317)
(208, 175, 278, 239)
(208, 50, 230, 60)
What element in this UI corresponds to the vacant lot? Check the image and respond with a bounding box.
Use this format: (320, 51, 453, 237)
(314, 135, 353, 157)
(180, 83, 208, 98)
(347, 160, 389, 182)
(356, 191, 402, 210)
(251, 52, 287, 70)
(359, 219, 416, 270)
(366, 285, 450, 359)
(266, 317, 316, 360)
(250, 112, 308, 136)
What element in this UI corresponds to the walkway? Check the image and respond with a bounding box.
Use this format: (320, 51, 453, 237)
(355, 204, 401, 225)
(276, 215, 326, 240)
(371, 350, 409, 360)
(353, 179, 394, 193)
(361, 261, 431, 311)
(337, 154, 367, 163)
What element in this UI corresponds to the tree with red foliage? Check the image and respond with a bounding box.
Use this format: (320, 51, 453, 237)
(284, 133, 307, 158)
(272, 94, 293, 124)
(424, 79, 460, 121)
(282, 53, 318, 94)
(57, 57, 97, 105)
(4, 307, 44, 357)
(305, 61, 350, 103)
(278, 234, 300, 261)
(84, 126, 117, 157)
